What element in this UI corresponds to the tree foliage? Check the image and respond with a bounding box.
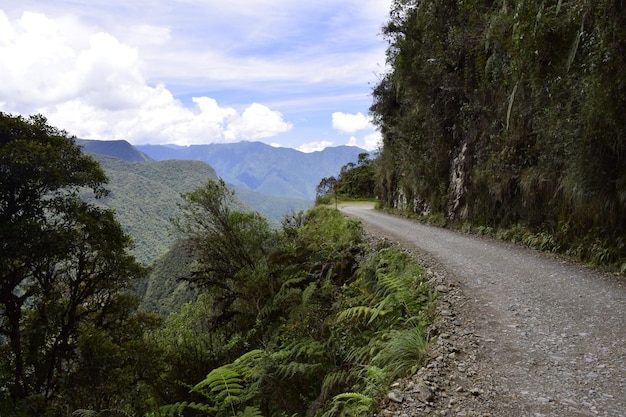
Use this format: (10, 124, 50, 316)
(152, 191, 434, 416)
(371, 0, 626, 269)
(0, 113, 159, 416)
(316, 153, 376, 202)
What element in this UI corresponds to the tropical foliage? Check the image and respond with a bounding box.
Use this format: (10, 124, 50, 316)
(149, 181, 434, 417)
(2, 112, 430, 416)
(371, 0, 626, 270)
(0, 113, 162, 416)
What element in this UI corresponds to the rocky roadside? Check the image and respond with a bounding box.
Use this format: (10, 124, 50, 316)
(376, 250, 499, 417)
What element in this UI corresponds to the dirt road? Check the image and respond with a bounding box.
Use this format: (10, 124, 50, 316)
(341, 203, 626, 416)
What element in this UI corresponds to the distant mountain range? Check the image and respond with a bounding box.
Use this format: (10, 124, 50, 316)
(136, 141, 367, 200)
(75, 138, 362, 314)
(77, 139, 366, 201)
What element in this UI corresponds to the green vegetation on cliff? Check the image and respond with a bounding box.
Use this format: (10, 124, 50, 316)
(371, 0, 626, 270)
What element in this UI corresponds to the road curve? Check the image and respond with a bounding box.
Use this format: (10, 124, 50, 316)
(341, 203, 626, 417)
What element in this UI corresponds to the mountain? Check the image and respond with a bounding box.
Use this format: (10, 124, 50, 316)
(76, 138, 153, 162)
(137, 141, 367, 200)
(78, 139, 313, 262)
(75, 139, 316, 313)
(83, 154, 219, 265)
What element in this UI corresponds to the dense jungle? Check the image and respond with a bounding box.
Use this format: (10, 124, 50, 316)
(371, 0, 626, 270)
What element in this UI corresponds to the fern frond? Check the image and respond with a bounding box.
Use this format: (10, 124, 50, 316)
(301, 281, 317, 306)
(376, 271, 405, 297)
(276, 361, 322, 378)
(158, 401, 216, 416)
(232, 349, 265, 369)
(282, 338, 324, 359)
(322, 392, 373, 417)
(237, 406, 264, 417)
(72, 411, 97, 417)
(72, 409, 133, 417)
(337, 306, 378, 323)
(359, 365, 390, 398)
(321, 369, 351, 394)
(192, 366, 243, 404)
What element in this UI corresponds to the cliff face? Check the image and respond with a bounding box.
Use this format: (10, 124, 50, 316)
(371, 0, 626, 266)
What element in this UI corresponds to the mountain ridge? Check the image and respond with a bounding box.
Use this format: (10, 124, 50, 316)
(136, 141, 367, 200)
(76, 138, 153, 162)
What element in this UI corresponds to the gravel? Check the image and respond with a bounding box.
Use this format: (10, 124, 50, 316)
(342, 203, 626, 417)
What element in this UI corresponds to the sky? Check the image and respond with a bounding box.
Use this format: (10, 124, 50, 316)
(0, 0, 392, 152)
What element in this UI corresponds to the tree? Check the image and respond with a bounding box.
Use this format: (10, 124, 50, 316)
(0, 113, 151, 416)
(336, 153, 376, 198)
(173, 178, 275, 333)
(315, 176, 337, 203)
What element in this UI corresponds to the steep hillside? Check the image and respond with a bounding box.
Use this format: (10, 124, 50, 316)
(137, 141, 366, 200)
(82, 150, 312, 312)
(371, 0, 626, 268)
(84, 155, 219, 265)
(138, 240, 196, 315)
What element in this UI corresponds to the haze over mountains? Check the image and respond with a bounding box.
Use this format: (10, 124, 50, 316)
(136, 142, 366, 200)
(76, 139, 365, 263)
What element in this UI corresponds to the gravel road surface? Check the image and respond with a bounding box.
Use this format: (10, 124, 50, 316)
(341, 203, 626, 417)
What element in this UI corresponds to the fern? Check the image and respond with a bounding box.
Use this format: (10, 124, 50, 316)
(192, 366, 244, 405)
(337, 306, 378, 323)
(281, 339, 324, 359)
(376, 271, 405, 297)
(322, 392, 373, 417)
(276, 361, 322, 378)
(301, 280, 317, 306)
(158, 401, 215, 416)
(72, 410, 133, 417)
(237, 406, 264, 417)
(320, 370, 351, 395)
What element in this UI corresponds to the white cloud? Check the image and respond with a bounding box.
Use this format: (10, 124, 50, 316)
(224, 103, 292, 141)
(364, 131, 382, 151)
(345, 132, 381, 152)
(298, 140, 334, 153)
(0, 11, 292, 145)
(0, 1, 392, 149)
(332, 111, 374, 134)
(334, 112, 380, 151)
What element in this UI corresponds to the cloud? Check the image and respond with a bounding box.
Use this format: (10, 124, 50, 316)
(224, 103, 292, 141)
(0, 2, 391, 149)
(334, 111, 380, 151)
(363, 131, 382, 151)
(345, 132, 381, 152)
(298, 141, 334, 153)
(332, 111, 374, 134)
(0, 11, 292, 145)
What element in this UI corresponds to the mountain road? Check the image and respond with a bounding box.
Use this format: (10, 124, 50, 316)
(340, 202, 626, 416)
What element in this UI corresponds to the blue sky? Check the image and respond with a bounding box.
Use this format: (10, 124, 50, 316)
(0, 0, 391, 151)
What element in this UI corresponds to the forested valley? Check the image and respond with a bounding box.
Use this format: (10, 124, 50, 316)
(371, 0, 626, 271)
(1, 113, 434, 416)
